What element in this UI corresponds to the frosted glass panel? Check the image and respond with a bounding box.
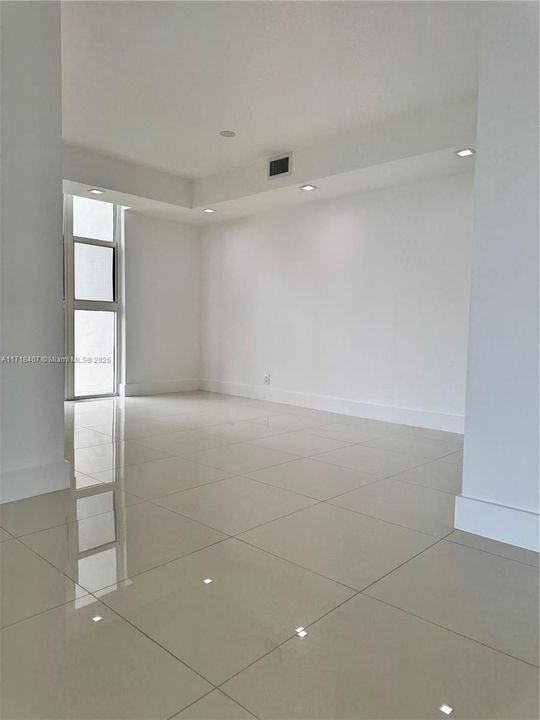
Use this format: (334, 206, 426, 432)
(74, 310, 115, 396)
(74, 243, 114, 301)
(73, 196, 114, 242)
(78, 548, 118, 591)
(78, 512, 116, 552)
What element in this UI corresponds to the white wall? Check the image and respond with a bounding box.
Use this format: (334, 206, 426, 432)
(0, 2, 68, 502)
(200, 173, 473, 431)
(455, 2, 539, 551)
(123, 212, 200, 395)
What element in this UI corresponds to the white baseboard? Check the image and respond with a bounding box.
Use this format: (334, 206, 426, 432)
(199, 379, 464, 432)
(454, 495, 540, 552)
(120, 378, 200, 396)
(0, 458, 71, 504)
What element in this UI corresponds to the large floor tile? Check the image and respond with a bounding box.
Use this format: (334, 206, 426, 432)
(74, 440, 169, 474)
(391, 457, 463, 494)
(200, 420, 289, 443)
(280, 409, 349, 425)
(316, 444, 427, 477)
(248, 414, 327, 433)
(251, 431, 351, 456)
(448, 529, 540, 567)
(155, 476, 316, 535)
(0, 539, 87, 627)
(330, 478, 455, 536)
(184, 442, 300, 474)
(245, 458, 378, 500)
(97, 539, 353, 684)
(311, 419, 398, 443)
(91, 456, 231, 499)
(87, 417, 189, 440)
(0, 599, 211, 719)
(363, 432, 462, 460)
(391, 425, 464, 446)
(136, 428, 229, 454)
(0, 489, 77, 537)
(173, 691, 255, 719)
(366, 540, 540, 665)
(222, 594, 539, 720)
(240, 503, 436, 589)
(20, 501, 226, 592)
(0, 486, 136, 537)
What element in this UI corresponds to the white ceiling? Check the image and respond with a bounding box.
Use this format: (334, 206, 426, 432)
(61, 1, 481, 180)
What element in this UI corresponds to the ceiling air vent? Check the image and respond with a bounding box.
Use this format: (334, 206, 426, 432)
(268, 153, 292, 179)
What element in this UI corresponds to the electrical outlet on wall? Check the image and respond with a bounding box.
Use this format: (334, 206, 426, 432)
(264, 374, 271, 385)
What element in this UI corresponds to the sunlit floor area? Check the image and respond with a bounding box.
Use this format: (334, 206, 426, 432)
(1, 392, 538, 719)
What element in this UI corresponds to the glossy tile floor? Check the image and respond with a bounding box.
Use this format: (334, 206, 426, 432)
(1, 391, 538, 719)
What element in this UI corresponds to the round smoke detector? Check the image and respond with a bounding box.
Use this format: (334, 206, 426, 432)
(219, 130, 236, 138)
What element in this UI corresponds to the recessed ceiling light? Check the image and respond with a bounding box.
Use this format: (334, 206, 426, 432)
(296, 626, 307, 637)
(219, 130, 236, 138)
(89, 189, 105, 195)
(202, 208, 216, 214)
(456, 148, 475, 157)
(203, 578, 213, 584)
(439, 705, 454, 715)
(92, 615, 102, 622)
(300, 184, 317, 191)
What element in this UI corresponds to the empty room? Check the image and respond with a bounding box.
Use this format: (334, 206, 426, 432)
(0, 1, 538, 719)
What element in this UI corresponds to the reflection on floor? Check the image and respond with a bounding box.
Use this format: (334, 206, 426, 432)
(1, 391, 538, 719)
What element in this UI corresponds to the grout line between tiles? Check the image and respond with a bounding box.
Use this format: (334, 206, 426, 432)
(323, 498, 451, 538)
(232, 489, 441, 545)
(356, 532, 453, 595)
(164, 688, 217, 720)
(217, 530, 538, 693)
(148, 487, 322, 540)
(217, 689, 263, 720)
(4, 491, 144, 540)
(363, 594, 540, 669)
(234, 535, 359, 593)
(0, 592, 91, 632)
(238, 470, 383, 503)
(444, 535, 540, 569)
(8, 398, 511, 717)
(90, 595, 222, 691)
(215, 591, 363, 690)
(16, 524, 231, 598)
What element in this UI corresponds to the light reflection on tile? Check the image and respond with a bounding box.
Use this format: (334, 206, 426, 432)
(222, 594, 539, 719)
(91, 457, 231, 499)
(20, 501, 226, 592)
(96, 538, 353, 684)
(74, 441, 169, 474)
(1, 392, 535, 720)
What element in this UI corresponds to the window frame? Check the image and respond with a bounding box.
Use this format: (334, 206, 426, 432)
(64, 194, 122, 400)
